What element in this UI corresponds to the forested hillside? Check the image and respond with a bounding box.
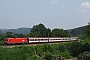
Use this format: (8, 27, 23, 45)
(0, 28, 30, 35)
(67, 26, 85, 36)
(6, 28, 31, 35)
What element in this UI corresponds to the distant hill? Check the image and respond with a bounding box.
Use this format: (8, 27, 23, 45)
(0, 26, 86, 36)
(67, 26, 85, 36)
(0, 29, 8, 34)
(0, 30, 2, 34)
(0, 28, 31, 35)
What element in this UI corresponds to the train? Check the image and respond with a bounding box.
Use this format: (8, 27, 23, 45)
(4, 37, 78, 44)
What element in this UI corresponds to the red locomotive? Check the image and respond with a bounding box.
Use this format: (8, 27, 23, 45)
(4, 37, 78, 44)
(5, 38, 28, 44)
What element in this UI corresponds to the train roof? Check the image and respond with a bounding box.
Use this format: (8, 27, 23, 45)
(6, 38, 27, 39)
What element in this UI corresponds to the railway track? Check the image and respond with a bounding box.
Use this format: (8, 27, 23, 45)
(0, 43, 58, 48)
(0, 41, 76, 48)
(0, 44, 40, 48)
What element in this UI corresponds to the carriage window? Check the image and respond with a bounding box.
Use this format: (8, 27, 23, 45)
(30, 39, 34, 41)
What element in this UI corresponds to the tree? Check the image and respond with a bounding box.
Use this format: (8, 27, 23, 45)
(84, 23, 90, 39)
(69, 42, 82, 56)
(15, 34, 26, 38)
(30, 23, 51, 37)
(0, 34, 5, 41)
(5, 32, 17, 38)
(51, 28, 69, 37)
(0, 34, 6, 45)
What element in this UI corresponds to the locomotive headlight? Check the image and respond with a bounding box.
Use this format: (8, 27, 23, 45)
(22, 40, 25, 42)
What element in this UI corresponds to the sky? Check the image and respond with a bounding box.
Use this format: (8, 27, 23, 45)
(0, 0, 90, 29)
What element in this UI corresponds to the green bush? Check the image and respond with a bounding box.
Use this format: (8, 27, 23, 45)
(43, 52, 54, 60)
(60, 51, 72, 59)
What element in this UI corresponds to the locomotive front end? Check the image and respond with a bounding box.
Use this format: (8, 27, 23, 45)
(4, 38, 9, 44)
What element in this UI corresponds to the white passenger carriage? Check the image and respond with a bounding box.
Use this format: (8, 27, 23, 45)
(28, 37, 78, 43)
